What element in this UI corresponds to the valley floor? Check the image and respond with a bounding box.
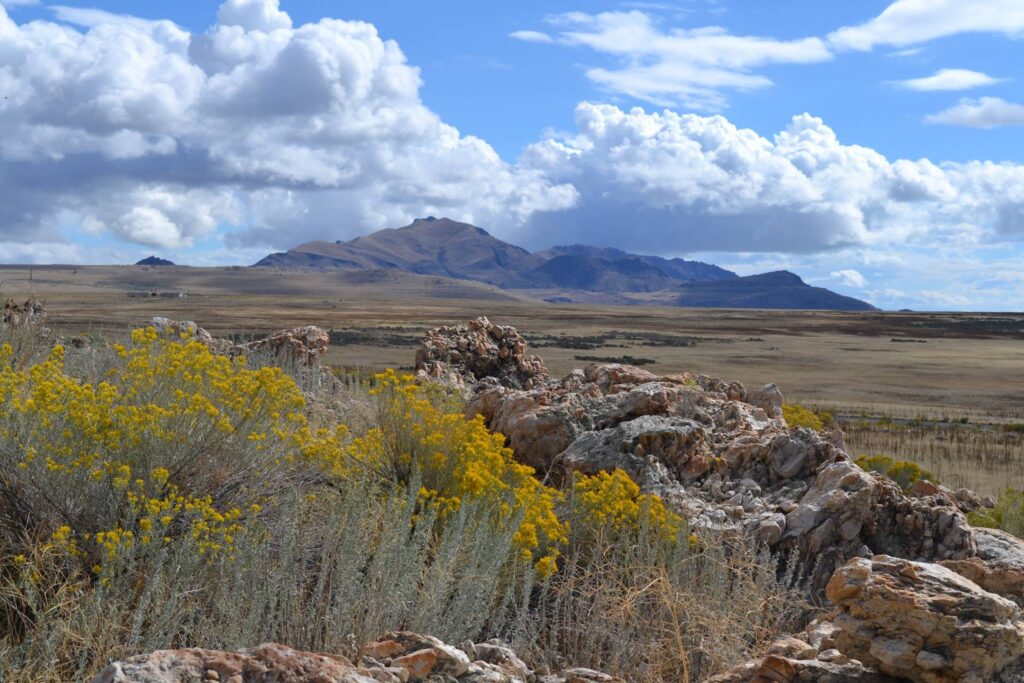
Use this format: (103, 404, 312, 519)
(3, 264, 1022, 492)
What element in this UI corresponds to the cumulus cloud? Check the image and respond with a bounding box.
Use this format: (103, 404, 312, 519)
(829, 0, 1024, 51)
(893, 68, 1005, 92)
(510, 103, 1024, 255)
(924, 97, 1024, 128)
(830, 269, 868, 288)
(0, 0, 577, 251)
(511, 11, 831, 109)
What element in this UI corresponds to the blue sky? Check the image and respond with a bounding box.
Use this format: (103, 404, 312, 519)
(2, 0, 1023, 310)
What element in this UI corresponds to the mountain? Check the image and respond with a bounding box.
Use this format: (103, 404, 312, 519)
(257, 217, 542, 288)
(136, 255, 175, 266)
(534, 245, 735, 287)
(256, 217, 876, 310)
(256, 217, 734, 293)
(676, 271, 877, 311)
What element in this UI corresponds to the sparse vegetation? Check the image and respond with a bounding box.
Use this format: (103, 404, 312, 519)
(854, 454, 937, 491)
(968, 490, 1024, 538)
(0, 325, 802, 682)
(844, 420, 1024, 496)
(574, 354, 657, 366)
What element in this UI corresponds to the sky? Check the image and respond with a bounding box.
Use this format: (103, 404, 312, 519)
(1, 0, 1023, 311)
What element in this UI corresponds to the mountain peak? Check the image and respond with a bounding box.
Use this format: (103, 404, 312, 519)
(252, 219, 874, 310)
(136, 255, 175, 266)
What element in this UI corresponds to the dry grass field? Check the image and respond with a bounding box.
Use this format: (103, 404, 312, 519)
(2, 263, 1022, 494)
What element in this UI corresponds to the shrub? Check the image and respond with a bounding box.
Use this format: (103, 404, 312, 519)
(854, 454, 937, 491)
(309, 369, 568, 573)
(782, 403, 824, 431)
(0, 328, 805, 682)
(968, 490, 1024, 538)
(0, 328, 308, 571)
(566, 469, 686, 550)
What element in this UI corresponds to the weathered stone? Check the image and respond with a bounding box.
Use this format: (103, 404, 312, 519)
(826, 555, 1024, 682)
(415, 317, 548, 390)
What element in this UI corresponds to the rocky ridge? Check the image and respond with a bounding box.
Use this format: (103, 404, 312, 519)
(416, 317, 1024, 682)
(149, 317, 329, 366)
(92, 632, 622, 683)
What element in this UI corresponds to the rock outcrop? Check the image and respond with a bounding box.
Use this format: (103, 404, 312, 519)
(413, 318, 1024, 681)
(91, 632, 622, 683)
(149, 317, 328, 366)
(463, 360, 976, 589)
(827, 555, 1024, 682)
(415, 317, 548, 390)
(3, 297, 46, 326)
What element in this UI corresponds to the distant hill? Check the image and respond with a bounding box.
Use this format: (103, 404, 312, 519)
(136, 256, 175, 266)
(256, 217, 876, 310)
(676, 271, 877, 311)
(256, 217, 734, 293)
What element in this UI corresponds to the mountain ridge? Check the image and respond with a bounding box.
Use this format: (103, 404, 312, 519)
(255, 217, 876, 311)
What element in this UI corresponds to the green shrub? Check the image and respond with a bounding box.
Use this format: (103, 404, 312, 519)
(968, 490, 1024, 538)
(854, 454, 937, 491)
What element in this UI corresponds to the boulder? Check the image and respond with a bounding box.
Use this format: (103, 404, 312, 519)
(415, 316, 548, 390)
(240, 325, 329, 365)
(826, 555, 1024, 682)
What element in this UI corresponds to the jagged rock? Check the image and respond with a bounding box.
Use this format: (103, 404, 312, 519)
(92, 633, 621, 683)
(942, 527, 1024, 604)
(150, 317, 235, 354)
(826, 555, 1024, 682)
(467, 357, 976, 588)
(240, 325, 329, 365)
(90, 643, 362, 683)
(415, 317, 548, 390)
(2, 298, 46, 326)
(149, 318, 328, 366)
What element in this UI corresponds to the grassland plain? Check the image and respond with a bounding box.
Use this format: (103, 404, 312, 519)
(2, 264, 1022, 493)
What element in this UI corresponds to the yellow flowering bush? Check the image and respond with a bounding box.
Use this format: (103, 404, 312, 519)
(568, 469, 686, 546)
(311, 369, 568, 573)
(0, 327, 308, 568)
(781, 403, 825, 431)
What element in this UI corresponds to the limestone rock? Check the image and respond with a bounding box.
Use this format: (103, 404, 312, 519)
(942, 527, 1024, 604)
(149, 318, 329, 366)
(90, 643, 364, 683)
(240, 325, 329, 365)
(93, 633, 621, 683)
(465, 351, 975, 588)
(415, 316, 548, 390)
(826, 555, 1024, 682)
(3, 298, 46, 326)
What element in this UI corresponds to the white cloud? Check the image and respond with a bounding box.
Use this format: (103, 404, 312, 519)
(217, 0, 292, 32)
(512, 103, 1024, 257)
(509, 30, 554, 44)
(0, 1, 577, 250)
(829, 0, 1024, 51)
(512, 11, 831, 109)
(830, 269, 868, 288)
(924, 97, 1024, 128)
(894, 68, 1004, 92)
